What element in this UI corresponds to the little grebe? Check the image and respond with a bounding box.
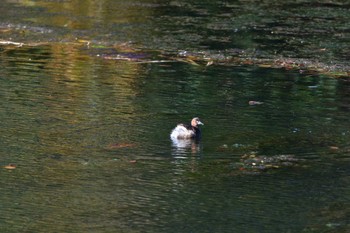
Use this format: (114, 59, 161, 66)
(170, 117, 204, 139)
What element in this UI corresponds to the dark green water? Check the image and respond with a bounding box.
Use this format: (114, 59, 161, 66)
(0, 1, 349, 232)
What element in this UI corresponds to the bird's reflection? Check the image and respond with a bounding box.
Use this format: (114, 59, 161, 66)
(171, 137, 202, 158)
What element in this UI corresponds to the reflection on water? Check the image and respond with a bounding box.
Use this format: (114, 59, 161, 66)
(0, 0, 350, 233)
(171, 137, 202, 158)
(1, 43, 348, 232)
(2, 0, 349, 68)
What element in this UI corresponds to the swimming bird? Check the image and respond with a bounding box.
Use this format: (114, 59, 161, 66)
(170, 117, 204, 139)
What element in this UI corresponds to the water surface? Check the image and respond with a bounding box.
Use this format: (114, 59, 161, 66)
(0, 1, 349, 232)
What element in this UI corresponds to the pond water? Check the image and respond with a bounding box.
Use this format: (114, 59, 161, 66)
(1, 1, 349, 232)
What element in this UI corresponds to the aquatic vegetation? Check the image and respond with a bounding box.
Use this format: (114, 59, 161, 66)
(237, 153, 300, 172)
(1, 39, 349, 78)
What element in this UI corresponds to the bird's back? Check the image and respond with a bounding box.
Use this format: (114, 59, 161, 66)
(170, 124, 195, 139)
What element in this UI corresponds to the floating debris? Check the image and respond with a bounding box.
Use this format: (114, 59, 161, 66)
(249, 101, 264, 106)
(0, 39, 348, 78)
(329, 146, 339, 151)
(206, 60, 214, 66)
(218, 144, 229, 150)
(239, 154, 299, 171)
(4, 164, 16, 170)
(108, 143, 136, 149)
(0, 40, 23, 47)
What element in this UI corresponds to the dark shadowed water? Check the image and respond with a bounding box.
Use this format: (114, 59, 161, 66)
(0, 1, 349, 232)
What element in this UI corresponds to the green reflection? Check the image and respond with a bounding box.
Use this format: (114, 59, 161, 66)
(0, 1, 349, 232)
